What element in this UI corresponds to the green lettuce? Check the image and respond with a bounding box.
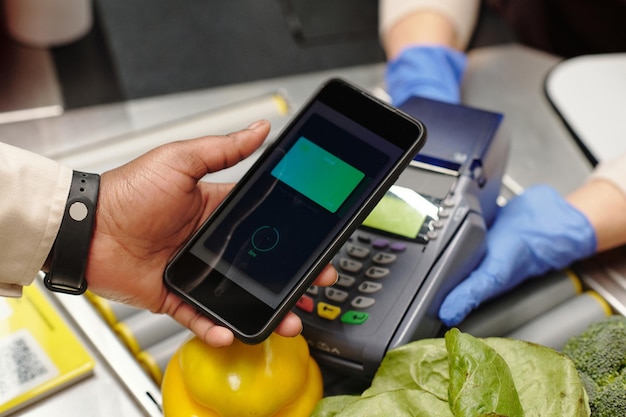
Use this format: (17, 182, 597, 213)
(446, 328, 523, 417)
(311, 329, 589, 417)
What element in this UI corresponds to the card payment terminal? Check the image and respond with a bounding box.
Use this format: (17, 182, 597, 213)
(294, 97, 509, 380)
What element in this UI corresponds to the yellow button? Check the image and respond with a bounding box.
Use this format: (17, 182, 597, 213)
(317, 302, 341, 320)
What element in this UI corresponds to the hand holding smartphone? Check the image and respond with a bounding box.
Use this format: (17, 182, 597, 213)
(164, 79, 426, 343)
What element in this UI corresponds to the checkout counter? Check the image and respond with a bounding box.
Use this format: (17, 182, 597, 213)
(1, 17, 625, 414)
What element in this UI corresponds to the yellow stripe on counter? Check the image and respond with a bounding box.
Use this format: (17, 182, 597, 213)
(272, 91, 291, 115)
(587, 290, 614, 316)
(565, 269, 583, 294)
(136, 350, 163, 386)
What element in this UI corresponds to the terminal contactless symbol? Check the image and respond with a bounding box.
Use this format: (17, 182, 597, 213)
(249, 226, 280, 257)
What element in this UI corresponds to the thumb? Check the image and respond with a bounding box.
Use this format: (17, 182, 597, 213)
(439, 272, 483, 327)
(167, 119, 271, 181)
(438, 256, 515, 326)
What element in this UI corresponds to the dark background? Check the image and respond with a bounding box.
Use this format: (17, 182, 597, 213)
(49, 0, 515, 109)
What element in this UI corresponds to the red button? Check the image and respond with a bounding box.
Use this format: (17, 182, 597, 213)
(296, 295, 314, 313)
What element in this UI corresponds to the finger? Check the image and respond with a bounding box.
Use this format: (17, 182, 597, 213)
(312, 264, 338, 287)
(438, 265, 506, 326)
(200, 325, 236, 348)
(439, 279, 479, 327)
(162, 294, 236, 347)
(184, 310, 235, 348)
(274, 311, 303, 337)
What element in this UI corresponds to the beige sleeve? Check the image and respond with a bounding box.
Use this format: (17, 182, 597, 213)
(0, 142, 72, 296)
(588, 153, 626, 197)
(379, 0, 481, 50)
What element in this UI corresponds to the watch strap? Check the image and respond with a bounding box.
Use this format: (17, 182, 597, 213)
(44, 170, 100, 294)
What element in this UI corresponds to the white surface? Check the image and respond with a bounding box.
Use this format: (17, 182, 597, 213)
(545, 53, 626, 163)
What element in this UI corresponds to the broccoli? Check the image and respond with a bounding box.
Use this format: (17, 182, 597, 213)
(562, 315, 626, 416)
(589, 368, 626, 417)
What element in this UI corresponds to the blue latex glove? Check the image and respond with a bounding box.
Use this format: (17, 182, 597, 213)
(385, 45, 467, 107)
(439, 185, 597, 327)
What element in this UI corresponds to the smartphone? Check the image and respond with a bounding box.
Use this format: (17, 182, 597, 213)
(163, 78, 426, 343)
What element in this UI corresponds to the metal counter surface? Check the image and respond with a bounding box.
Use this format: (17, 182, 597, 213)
(0, 44, 598, 416)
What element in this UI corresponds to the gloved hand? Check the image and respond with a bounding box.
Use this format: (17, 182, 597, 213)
(439, 185, 597, 327)
(385, 45, 467, 107)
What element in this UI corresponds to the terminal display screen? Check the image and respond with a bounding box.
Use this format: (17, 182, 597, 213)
(362, 185, 439, 240)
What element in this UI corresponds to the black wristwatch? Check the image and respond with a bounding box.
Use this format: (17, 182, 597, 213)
(44, 170, 100, 295)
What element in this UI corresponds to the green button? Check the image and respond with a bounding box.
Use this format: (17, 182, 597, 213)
(341, 310, 369, 325)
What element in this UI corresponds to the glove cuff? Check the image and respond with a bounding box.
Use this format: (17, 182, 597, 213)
(385, 45, 467, 107)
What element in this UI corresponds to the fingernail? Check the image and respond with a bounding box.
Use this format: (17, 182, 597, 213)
(247, 120, 266, 130)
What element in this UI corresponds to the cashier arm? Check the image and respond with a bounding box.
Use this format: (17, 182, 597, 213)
(379, 0, 626, 325)
(570, 157, 626, 252)
(380, 0, 480, 106)
(438, 140, 626, 325)
(380, 0, 480, 57)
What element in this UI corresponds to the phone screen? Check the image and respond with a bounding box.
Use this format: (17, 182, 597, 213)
(189, 104, 399, 308)
(164, 79, 425, 342)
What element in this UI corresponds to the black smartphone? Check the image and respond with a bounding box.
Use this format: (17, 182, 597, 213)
(163, 78, 426, 343)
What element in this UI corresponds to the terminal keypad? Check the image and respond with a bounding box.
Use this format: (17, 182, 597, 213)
(296, 231, 407, 326)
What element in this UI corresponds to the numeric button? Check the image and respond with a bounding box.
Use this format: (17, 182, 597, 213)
(336, 274, 356, 288)
(346, 244, 370, 259)
(325, 287, 349, 303)
(372, 252, 396, 265)
(338, 258, 363, 273)
(306, 285, 319, 296)
(365, 266, 390, 279)
(358, 281, 382, 294)
(351, 296, 375, 309)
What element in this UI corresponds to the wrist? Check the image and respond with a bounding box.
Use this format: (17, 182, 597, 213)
(567, 179, 626, 252)
(383, 11, 459, 59)
(385, 45, 467, 106)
